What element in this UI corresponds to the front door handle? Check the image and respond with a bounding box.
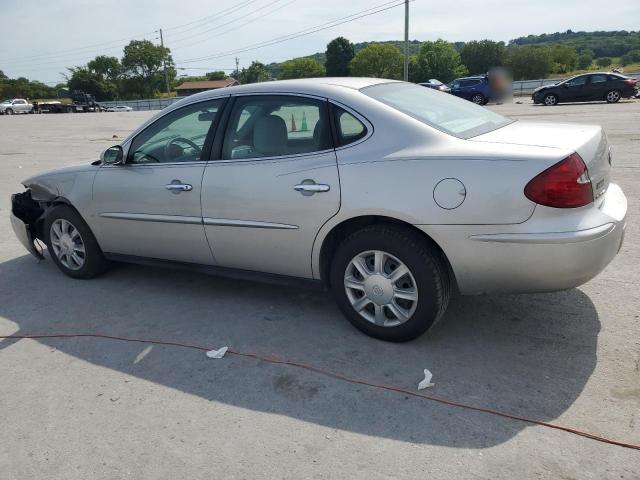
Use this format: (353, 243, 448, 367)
(165, 182, 193, 192)
(294, 180, 330, 196)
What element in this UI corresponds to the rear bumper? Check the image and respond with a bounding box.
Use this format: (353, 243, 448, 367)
(421, 183, 627, 294)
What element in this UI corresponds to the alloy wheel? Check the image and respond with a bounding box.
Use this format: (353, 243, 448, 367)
(607, 90, 620, 103)
(544, 95, 557, 106)
(50, 218, 86, 270)
(344, 250, 419, 327)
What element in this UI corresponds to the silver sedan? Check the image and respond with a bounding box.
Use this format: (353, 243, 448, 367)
(10, 78, 627, 341)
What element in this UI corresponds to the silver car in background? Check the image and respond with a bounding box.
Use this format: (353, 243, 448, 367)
(10, 78, 627, 341)
(1, 98, 33, 114)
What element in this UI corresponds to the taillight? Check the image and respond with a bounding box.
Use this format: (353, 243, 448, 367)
(524, 152, 593, 208)
(623, 79, 637, 86)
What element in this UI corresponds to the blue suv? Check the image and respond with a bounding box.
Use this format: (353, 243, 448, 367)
(448, 75, 492, 105)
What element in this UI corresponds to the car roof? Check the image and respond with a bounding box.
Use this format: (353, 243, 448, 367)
(182, 77, 399, 103)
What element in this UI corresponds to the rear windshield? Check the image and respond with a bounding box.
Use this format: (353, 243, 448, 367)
(361, 82, 513, 139)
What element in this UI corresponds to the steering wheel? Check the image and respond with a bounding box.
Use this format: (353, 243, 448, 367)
(164, 137, 202, 161)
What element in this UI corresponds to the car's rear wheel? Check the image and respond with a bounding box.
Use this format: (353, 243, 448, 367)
(5, 108, 13, 115)
(471, 93, 485, 105)
(605, 89, 621, 103)
(44, 205, 109, 279)
(543, 93, 558, 106)
(329, 225, 451, 342)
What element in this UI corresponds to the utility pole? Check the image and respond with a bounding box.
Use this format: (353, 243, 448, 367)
(234, 57, 240, 79)
(403, 0, 409, 81)
(159, 28, 170, 95)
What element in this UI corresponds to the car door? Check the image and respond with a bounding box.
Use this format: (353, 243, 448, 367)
(91, 97, 226, 264)
(561, 75, 588, 101)
(13, 99, 27, 113)
(201, 94, 340, 278)
(585, 74, 609, 100)
(449, 80, 463, 98)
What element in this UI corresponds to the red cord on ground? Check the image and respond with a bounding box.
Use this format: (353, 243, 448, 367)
(1, 332, 638, 451)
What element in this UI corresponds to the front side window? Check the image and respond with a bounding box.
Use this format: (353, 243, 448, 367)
(222, 95, 330, 160)
(334, 106, 367, 147)
(128, 99, 223, 164)
(362, 82, 513, 139)
(565, 75, 588, 87)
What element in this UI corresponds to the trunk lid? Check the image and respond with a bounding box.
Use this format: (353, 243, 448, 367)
(470, 121, 611, 201)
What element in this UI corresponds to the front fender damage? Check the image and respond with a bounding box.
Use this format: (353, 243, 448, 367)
(10, 190, 46, 260)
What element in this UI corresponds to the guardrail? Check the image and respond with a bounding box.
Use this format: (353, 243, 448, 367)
(99, 97, 184, 111)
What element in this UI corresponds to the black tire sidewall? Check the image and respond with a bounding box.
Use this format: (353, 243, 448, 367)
(44, 205, 107, 279)
(329, 226, 446, 342)
(471, 94, 484, 104)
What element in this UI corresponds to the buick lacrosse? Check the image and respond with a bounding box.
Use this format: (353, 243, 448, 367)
(11, 78, 627, 341)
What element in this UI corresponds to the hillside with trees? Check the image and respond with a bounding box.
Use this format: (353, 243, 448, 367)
(2, 30, 638, 100)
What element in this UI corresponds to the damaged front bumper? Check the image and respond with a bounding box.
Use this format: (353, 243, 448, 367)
(10, 192, 44, 260)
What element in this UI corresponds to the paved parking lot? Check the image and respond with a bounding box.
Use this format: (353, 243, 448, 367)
(1, 99, 638, 479)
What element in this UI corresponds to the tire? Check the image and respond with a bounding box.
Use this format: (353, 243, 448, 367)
(543, 93, 558, 106)
(329, 225, 451, 342)
(44, 204, 109, 279)
(66, 106, 74, 113)
(471, 93, 485, 105)
(605, 89, 621, 103)
(5, 108, 13, 115)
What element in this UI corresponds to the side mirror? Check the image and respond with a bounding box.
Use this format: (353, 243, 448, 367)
(101, 145, 124, 165)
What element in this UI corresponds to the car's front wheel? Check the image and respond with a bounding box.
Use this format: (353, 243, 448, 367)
(605, 89, 621, 103)
(44, 205, 109, 279)
(4, 108, 14, 115)
(330, 225, 451, 342)
(543, 93, 558, 106)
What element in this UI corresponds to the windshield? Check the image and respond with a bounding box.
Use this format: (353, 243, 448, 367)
(361, 82, 513, 139)
(1, 99, 11, 104)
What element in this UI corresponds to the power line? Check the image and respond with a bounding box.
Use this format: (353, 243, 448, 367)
(163, 0, 260, 34)
(169, 0, 297, 49)
(175, 0, 408, 64)
(0, 0, 258, 65)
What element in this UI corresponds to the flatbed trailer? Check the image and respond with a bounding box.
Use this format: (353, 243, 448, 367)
(32, 91, 102, 114)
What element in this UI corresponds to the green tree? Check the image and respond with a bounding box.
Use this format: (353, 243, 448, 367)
(205, 71, 227, 80)
(66, 67, 116, 100)
(325, 37, 355, 76)
(238, 61, 271, 84)
(596, 57, 612, 67)
(550, 45, 578, 73)
(416, 40, 468, 83)
(407, 55, 421, 83)
(505, 46, 552, 80)
(121, 40, 174, 98)
(277, 57, 325, 79)
(349, 43, 403, 79)
(460, 40, 505, 75)
(620, 49, 640, 65)
(0, 70, 7, 80)
(577, 52, 593, 69)
(87, 55, 121, 81)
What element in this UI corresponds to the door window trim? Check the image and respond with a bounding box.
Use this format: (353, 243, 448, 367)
(328, 100, 373, 151)
(121, 97, 229, 167)
(209, 93, 335, 163)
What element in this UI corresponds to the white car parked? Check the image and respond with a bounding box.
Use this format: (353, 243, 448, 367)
(106, 105, 133, 112)
(0, 98, 33, 115)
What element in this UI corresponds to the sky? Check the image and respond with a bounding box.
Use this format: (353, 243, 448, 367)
(1, 0, 638, 84)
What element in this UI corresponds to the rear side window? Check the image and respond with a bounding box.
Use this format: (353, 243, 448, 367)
(333, 106, 367, 147)
(461, 79, 481, 87)
(221, 95, 331, 160)
(591, 74, 607, 84)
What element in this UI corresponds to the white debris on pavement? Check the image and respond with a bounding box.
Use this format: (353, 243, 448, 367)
(418, 369, 435, 390)
(206, 346, 228, 359)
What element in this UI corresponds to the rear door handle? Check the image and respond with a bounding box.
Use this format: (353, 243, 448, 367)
(294, 181, 330, 196)
(165, 183, 193, 192)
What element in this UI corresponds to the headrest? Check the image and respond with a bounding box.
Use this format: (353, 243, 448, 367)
(253, 115, 288, 156)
